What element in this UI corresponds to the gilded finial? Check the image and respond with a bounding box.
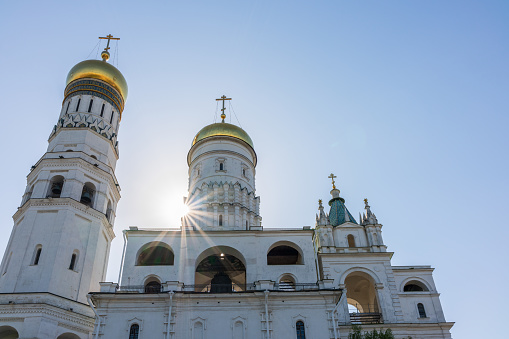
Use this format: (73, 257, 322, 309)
(364, 198, 368, 204)
(99, 34, 120, 62)
(328, 173, 337, 190)
(216, 95, 232, 123)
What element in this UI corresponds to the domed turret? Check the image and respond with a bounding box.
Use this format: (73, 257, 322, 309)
(66, 59, 128, 101)
(184, 97, 261, 230)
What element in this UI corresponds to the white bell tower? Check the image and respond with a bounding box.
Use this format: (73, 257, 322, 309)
(0, 36, 127, 338)
(183, 96, 261, 230)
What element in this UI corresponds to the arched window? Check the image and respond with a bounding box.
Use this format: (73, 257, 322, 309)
(100, 103, 105, 117)
(65, 101, 70, 114)
(106, 200, 113, 222)
(404, 280, 429, 292)
(110, 111, 114, 124)
(129, 324, 139, 339)
(137, 244, 174, 266)
(219, 214, 223, 226)
(296, 321, 306, 339)
(145, 280, 162, 293)
(80, 182, 96, 207)
(347, 234, 356, 247)
(3, 252, 12, 275)
(69, 252, 77, 270)
(219, 163, 224, 171)
(48, 175, 64, 198)
(0, 325, 19, 339)
(417, 303, 427, 318)
(33, 246, 42, 265)
(88, 99, 93, 112)
(75, 98, 81, 112)
(245, 221, 248, 229)
(267, 244, 303, 265)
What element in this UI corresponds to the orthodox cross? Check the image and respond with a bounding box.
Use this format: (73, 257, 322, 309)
(216, 95, 232, 122)
(328, 173, 337, 189)
(99, 34, 120, 52)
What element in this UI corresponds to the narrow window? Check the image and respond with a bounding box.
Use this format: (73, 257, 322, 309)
(3, 252, 12, 275)
(296, 321, 306, 339)
(417, 303, 427, 318)
(69, 253, 77, 270)
(100, 103, 105, 117)
(347, 234, 356, 247)
(219, 214, 223, 226)
(129, 324, 139, 339)
(243, 169, 246, 176)
(219, 162, 224, 171)
(88, 99, 93, 112)
(110, 110, 114, 124)
(33, 247, 42, 265)
(245, 220, 248, 229)
(76, 98, 81, 112)
(65, 101, 70, 114)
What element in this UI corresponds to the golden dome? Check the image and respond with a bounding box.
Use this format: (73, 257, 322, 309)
(192, 122, 254, 149)
(66, 60, 128, 100)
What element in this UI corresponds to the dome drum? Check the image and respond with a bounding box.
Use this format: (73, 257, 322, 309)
(64, 79, 125, 114)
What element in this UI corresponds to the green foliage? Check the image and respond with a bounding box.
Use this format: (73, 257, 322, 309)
(347, 325, 405, 339)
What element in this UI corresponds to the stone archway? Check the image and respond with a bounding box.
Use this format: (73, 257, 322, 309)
(0, 326, 19, 339)
(195, 246, 246, 292)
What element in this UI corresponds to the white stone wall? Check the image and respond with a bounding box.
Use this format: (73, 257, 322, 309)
(120, 229, 316, 287)
(91, 291, 336, 339)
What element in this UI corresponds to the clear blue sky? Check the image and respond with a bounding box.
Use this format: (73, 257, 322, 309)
(1, 1, 508, 338)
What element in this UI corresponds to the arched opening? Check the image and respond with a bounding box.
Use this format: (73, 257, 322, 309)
(144, 277, 162, 293)
(195, 246, 246, 292)
(296, 321, 306, 339)
(219, 214, 223, 226)
(129, 324, 140, 339)
(278, 275, 296, 291)
(219, 162, 224, 171)
(345, 271, 381, 324)
(267, 242, 303, 265)
(106, 200, 113, 222)
(57, 333, 80, 339)
(68, 251, 78, 271)
(136, 243, 174, 266)
(404, 280, 429, 292)
(0, 326, 19, 339)
(417, 303, 427, 318)
(80, 182, 96, 207)
(32, 245, 42, 265)
(48, 175, 65, 198)
(347, 234, 356, 247)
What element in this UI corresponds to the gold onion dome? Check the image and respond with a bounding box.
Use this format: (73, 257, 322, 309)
(192, 122, 254, 149)
(66, 59, 128, 100)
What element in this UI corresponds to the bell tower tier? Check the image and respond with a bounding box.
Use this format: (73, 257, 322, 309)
(184, 101, 261, 230)
(0, 45, 128, 306)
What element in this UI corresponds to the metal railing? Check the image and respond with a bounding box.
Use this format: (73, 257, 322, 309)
(273, 283, 319, 291)
(182, 283, 256, 293)
(349, 312, 383, 324)
(116, 282, 323, 294)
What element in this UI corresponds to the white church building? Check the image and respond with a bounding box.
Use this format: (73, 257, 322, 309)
(0, 40, 454, 339)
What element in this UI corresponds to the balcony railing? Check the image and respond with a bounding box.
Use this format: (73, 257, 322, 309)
(349, 312, 383, 324)
(273, 282, 319, 291)
(182, 283, 256, 293)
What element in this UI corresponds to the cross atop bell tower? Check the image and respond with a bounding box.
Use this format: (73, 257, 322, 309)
(99, 34, 120, 61)
(216, 95, 232, 122)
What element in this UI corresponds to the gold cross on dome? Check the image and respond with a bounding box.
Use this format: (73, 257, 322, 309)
(99, 34, 120, 52)
(216, 95, 232, 122)
(328, 173, 337, 189)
